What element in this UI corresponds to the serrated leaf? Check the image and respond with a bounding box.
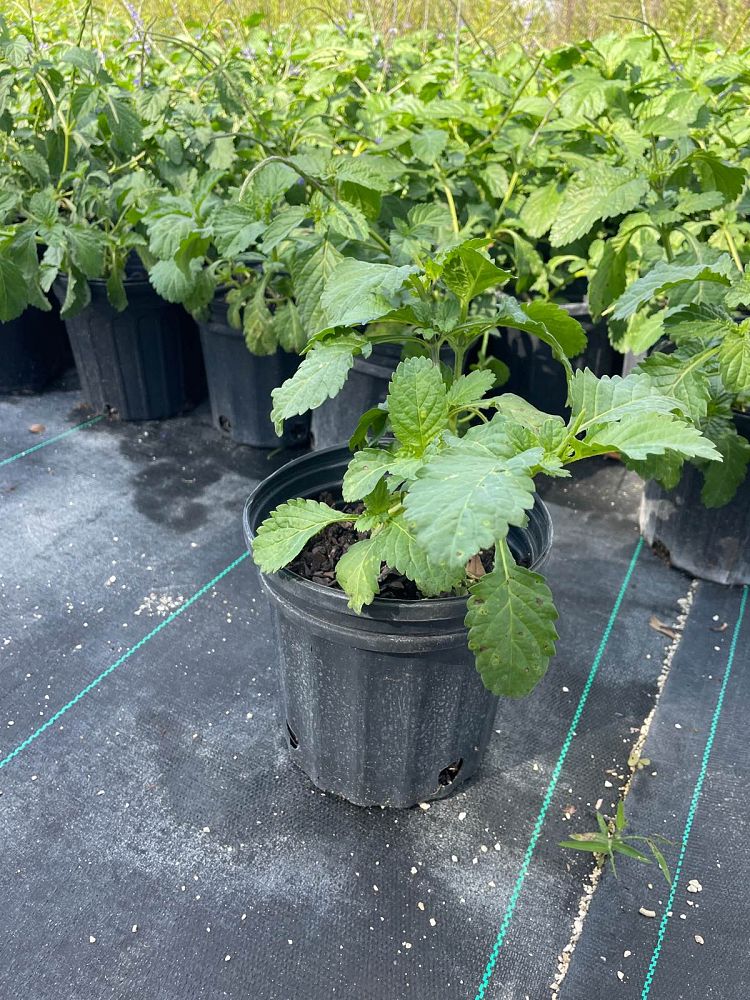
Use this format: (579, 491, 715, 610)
(441, 247, 512, 304)
(495, 293, 576, 362)
(58, 266, 91, 319)
(270, 335, 369, 433)
(293, 240, 344, 335)
(405, 439, 539, 568)
(252, 499, 353, 573)
(689, 151, 746, 203)
(342, 448, 396, 501)
(466, 540, 558, 697)
(212, 203, 265, 257)
(611, 259, 733, 320)
(588, 242, 628, 319)
(551, 166, 649, 246)
(520, 183, 562, 239)
(387, 356, 449, 454)
(335, 536, 383, 613)
(333, 155, 400, 192)
(523, 301, 587, 357)
(587, 413, 721, 462)
(635, 352, 712, 423)
(66, 225, 106, 279)
(320, 259, 417, 330)
(718, 323, 750, 394)
(377, 513, 464, 596)
(701, 426, 750, 507)
(243, 287, 276, 356)
(726, 268, 750, 310)
(410, 128, 447, 165)
(571, 370, 684, 429)
(0, 256, 28, 322)
(273, 301, 307, 354)
(618, 310, 666, 354)
(104, 97, 142, 154)
(261, 206, 308, 253)
(149, 259, 194, 303)
(446, 369, 496, 410)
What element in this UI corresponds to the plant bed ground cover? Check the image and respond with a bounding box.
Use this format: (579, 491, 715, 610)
(3, 385, 743, 999)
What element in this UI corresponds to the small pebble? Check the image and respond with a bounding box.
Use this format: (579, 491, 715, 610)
(687, 879, 703, 893)
(429, 917, 436, 927)
(132, 925, 138, 933)
(403, 942, 412, 950)
(623, 950, 631, 958)
(417, 902, 425, 911)
(418, 802, 430, 811)
(617, 971, 625, 982)
(639, 907, 656, 918)
(410, 866, 418, 875)
(89, 936, 96, 944)
(458, 811, 467, 821)
(694, 934, 705, 946)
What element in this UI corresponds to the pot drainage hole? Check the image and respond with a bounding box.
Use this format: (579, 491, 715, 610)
(438, 759, 463, 786)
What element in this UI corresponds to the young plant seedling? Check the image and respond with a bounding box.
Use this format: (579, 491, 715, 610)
(560, 800, 673, 884)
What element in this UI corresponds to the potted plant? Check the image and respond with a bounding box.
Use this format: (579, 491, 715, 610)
(2, 38, 204, 419)
(244, 242, 719, 808)
(611, 257, 750, 584)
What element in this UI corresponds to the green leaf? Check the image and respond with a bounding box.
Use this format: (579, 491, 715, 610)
(522, 301, 587, 358)
(588, 242, 628, 319)
(701, 427, 750, 507)
(147, 210, 196, 259)
(104, 98, 142, 154)
(335, 536, 383, 613)
(611, 259, 733, 320)
(342, 448, 396, 501)
(645, 839, 672, 886)
(270, 335, 369, 433)
(441, 247, 512, 304)
(446, 369, 496, 410)
(410, 128, 448, 165)
(243, 287, 276, 356)
(333, 155, 400, 192)
(495, 293, 576, 362)
(212, 203, 265, 257)
(273, 301, 307, 354)
(293, 240, 344, 335)
(106, 266, 128, 312)
(718, 323, 750, 394)
(261, 206, 308, 253)
(320, 259, 417, 330)
(586, 413, 721, 462)
(58, 266, 91, 319)
(726, 267, 750, 310)
(404, 435, 539, 568)
(377, 513, 464, 596)
(0, 256, 28, 322)
(149, 259, 195, 304)
(66, 225, 106, 279)
(689, 151, 746, 203)
(616, 310, 665, 355)
(387, 356, 449, 454)
(570, 376, 690, 438)
(466, 540, 558, 697)
(520, 183, 562, 239)
(252, 499, 353, 573)
(550, 166, 649, 246)
(635, 352, 712, 423)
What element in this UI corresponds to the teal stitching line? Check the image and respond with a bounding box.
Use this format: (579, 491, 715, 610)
(0, 551, 250, 771)
(473, 537, 644, 1000)
(640, 584, 748, 999)
(0, 414, 104, 469)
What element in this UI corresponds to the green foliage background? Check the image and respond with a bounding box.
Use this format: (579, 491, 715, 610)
(25, 0, 750, 48)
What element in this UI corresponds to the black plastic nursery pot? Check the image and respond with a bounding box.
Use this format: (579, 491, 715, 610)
(497, 301, 622, 416)
(640, 411, 750, 586)
(310, 343, 402, 450)
(243, 447, 554, 808)
(0, 304, 72, 393)
(197, 298, 309, 449)
(53, 275, 205, 421)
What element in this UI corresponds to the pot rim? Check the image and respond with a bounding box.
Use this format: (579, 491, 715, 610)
(243, 444, 554, 621)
